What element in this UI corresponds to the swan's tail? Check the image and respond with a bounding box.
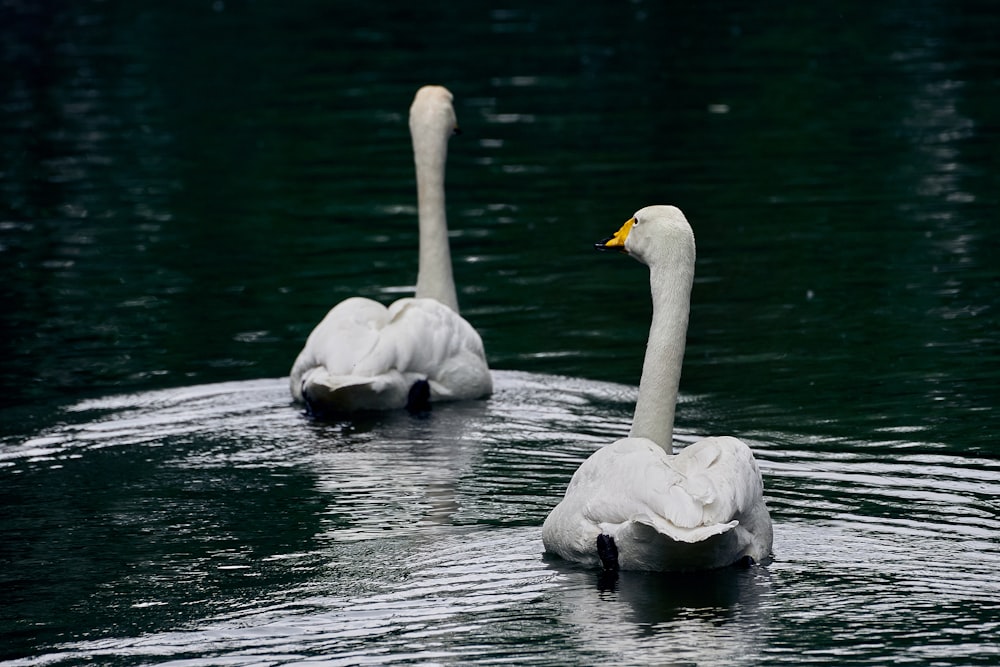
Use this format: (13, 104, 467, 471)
(606, 515, 747, 571)
(631, 513, 739, 544)
(299, 368, 411, 416)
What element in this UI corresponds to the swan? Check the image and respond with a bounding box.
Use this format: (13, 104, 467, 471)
(542, 205, 773, 572)
(289, 86, 492, 416)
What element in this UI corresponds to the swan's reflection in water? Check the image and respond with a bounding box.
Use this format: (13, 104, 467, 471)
(547, 557, 771, 666)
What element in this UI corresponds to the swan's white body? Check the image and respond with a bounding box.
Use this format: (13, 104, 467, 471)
(289, 86, 491, 414)
(542, 206, 772, 571)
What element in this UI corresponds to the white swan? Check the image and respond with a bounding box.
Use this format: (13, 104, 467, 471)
(542, 205, 773, 572)
(289, 86, 492, 416)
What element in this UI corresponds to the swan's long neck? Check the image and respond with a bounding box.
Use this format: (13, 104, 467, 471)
(629, 261, 693, 451)
(413, 131, 459, 312)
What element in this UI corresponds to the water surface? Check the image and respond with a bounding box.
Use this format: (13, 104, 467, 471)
(1, 0, 998, 664)
(3, 374, 997, 665)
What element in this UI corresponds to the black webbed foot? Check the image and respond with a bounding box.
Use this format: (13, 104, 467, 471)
(406, 379, 432, 417)
(302, 383, 318, 418)
(596, 534, 619, 573)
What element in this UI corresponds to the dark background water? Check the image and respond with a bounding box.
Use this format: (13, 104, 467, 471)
(1, 0, 998, 664)
(2, 0, 998, 447)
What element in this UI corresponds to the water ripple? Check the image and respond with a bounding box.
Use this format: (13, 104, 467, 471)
(2, 373, 997, 665)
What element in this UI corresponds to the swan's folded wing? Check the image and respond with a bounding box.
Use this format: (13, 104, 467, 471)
(634, 448, 741, 535)
(568, 438, 745, 539)
(290, 297, 388, 401)
(671, 436, 766, 527)
(384, 298, 486, 362)
(308, 297, 453, 381)
(370, 297, 491, 399)
(568, 439, 692, 527)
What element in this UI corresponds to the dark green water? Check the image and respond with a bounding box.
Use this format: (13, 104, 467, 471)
(2, 1, 998, 664)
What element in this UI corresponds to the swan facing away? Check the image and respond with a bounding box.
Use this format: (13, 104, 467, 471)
(542, 206, 773, 572)
(289, 86, 492, 417)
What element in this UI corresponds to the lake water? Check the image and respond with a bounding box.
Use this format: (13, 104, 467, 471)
(1, 1, 998, 665)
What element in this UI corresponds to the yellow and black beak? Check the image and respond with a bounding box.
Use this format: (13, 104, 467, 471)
(595, 217, 635, 253)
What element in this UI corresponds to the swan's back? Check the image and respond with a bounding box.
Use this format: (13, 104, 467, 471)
(542, 435, 772, 571)
(289, 296, 491, 412)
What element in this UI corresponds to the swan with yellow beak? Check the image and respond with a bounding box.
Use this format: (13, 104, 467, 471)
(542, 205, 773, 571)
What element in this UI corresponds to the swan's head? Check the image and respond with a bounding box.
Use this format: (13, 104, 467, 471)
(409, 85, 459, 149)
(595, 205, 696, 268)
